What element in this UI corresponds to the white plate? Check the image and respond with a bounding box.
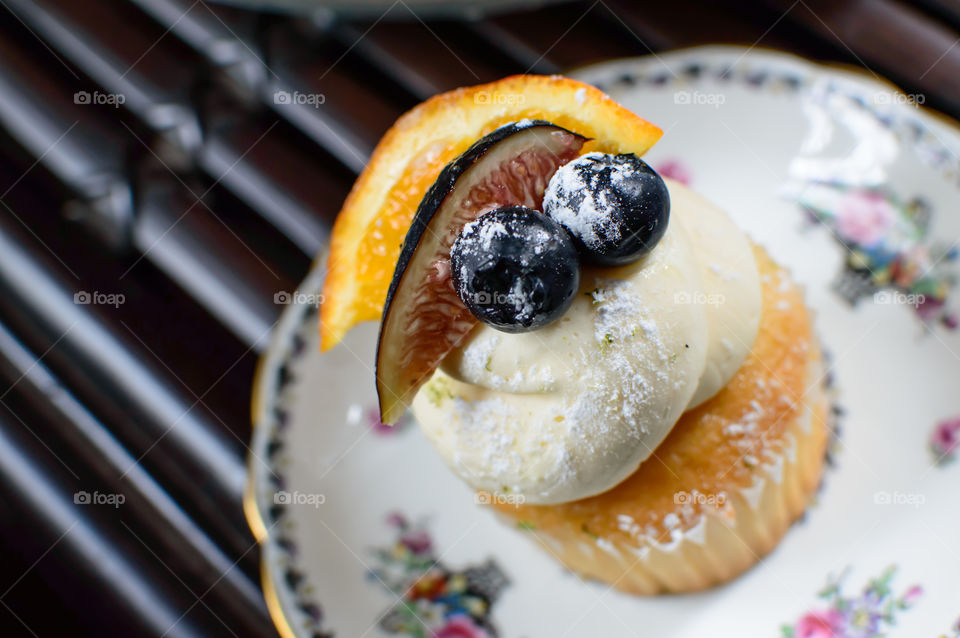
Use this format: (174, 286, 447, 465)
(247, 46, 960, 638)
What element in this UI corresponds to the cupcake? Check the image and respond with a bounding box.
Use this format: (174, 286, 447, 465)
(320, 75, 828, 594)
(486, 244, 827, 594)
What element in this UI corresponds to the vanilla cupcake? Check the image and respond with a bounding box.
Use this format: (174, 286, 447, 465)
(486, 245, 827, 594)
(412, 179, 828, 593)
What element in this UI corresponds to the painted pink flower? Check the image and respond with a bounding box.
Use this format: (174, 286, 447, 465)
(400, 528, 432, 555)
(432, 614, 490, 638)
(915, 296, 944, 322)
(655, 159, 692, 185)
(902, 585, 923, 607)
(931, 416, 960, 460)
(794, 609, 844, 638)
(834, 190, 896, 248)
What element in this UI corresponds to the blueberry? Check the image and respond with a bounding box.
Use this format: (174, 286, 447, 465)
(451, 206, 580, 333)
(543, 152, 670, 266)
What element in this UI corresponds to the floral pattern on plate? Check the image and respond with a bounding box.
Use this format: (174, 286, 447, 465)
(654, 158, 693, 186)
(794, 184, 957, 330)
(781, 566, 921, 638)
(930, 415, 960, 466)
(367, 513, 509, 638)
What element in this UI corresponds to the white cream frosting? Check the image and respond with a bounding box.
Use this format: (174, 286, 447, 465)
(411, 179, 762, 504)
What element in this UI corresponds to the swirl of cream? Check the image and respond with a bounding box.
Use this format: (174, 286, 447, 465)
(411, 179, 762, 504)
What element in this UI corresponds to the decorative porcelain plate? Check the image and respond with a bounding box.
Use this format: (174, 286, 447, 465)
(247, 46, 960, 638)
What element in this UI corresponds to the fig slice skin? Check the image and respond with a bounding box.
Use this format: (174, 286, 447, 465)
(376, 120, 589, 424)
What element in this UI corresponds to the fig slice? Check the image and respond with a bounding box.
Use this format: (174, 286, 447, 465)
(376, 120, 588, 424)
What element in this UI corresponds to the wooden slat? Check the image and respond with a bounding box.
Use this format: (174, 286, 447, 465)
(487, 2, 664, 71)
(768, 0, 960, 116)
(334, 20, 519, 98)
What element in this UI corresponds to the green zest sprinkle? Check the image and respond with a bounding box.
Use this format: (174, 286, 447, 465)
(586, 287, 605, 304)
(425, 377, 454, 407)
(599, 333, 614, 353)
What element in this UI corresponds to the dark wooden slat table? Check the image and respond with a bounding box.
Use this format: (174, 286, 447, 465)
(0, 0, 957, 636)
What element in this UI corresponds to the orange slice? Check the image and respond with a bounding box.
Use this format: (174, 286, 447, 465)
(320, 74, 663, 351)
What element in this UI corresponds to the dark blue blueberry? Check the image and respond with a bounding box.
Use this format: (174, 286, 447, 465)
(543, 153, 670, 266)
(450, 206, 580, 333)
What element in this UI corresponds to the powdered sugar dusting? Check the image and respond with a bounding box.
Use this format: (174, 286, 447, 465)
(591, 278, 660, 345)
(456, 215, 509, 259)
(460, 333, 501, 378)
(450, 397, 519, 477)
(543, 152, 628, 248)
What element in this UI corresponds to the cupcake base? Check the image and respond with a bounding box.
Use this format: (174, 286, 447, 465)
(491, 246, 829, 594)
